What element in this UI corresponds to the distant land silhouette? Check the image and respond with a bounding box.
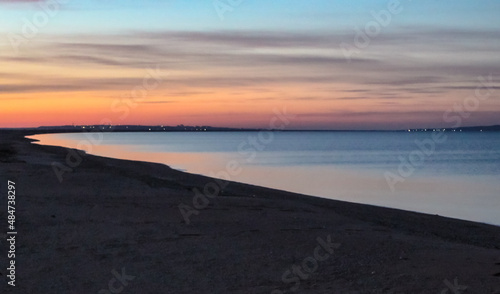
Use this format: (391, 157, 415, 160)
(1, 124, 500, 133)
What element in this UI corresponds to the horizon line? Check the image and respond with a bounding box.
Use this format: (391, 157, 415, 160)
(2, 124, 500, 133)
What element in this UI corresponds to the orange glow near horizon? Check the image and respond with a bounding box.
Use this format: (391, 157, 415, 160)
(2, 83, 500, 129)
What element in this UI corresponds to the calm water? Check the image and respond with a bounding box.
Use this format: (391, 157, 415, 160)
(30, 132, 500, 226)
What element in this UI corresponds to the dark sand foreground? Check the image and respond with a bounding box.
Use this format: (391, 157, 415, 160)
(1, 131, 500, 293)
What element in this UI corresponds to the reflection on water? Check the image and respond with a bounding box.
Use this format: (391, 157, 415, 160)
(29, 132, 500, 226)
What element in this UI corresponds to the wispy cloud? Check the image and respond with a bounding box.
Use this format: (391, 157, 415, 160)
(3, 27, 499, 94)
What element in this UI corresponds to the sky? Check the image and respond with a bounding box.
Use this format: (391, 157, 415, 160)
(1, 0, 499, 129)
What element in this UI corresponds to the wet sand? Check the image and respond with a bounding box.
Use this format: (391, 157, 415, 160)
(1, 130, 500, 293)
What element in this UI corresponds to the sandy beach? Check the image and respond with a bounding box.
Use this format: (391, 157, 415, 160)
(1, 130, 500, 293)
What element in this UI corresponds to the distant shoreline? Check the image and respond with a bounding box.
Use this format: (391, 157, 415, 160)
(2, 123, 500, 134)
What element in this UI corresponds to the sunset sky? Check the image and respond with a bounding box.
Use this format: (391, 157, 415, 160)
(1, 0, 499, 129)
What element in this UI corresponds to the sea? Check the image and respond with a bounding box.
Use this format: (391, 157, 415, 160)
(29, 131, 500, 226)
